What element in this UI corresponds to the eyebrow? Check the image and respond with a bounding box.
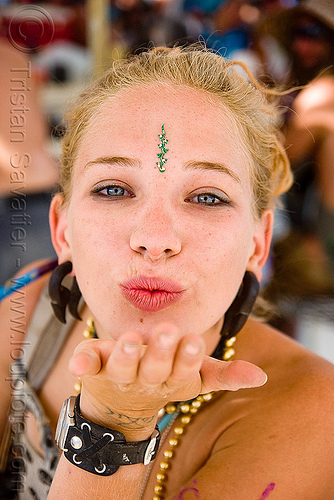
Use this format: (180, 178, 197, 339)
(183, 160, 241, 184)
(83, 156, 241, 184)
(84, 156, 142, 171)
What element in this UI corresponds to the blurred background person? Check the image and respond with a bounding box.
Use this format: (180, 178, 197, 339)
(260, 0, 334, 362)
(0, 0, 93, 287)
(0, 41, 58, 286)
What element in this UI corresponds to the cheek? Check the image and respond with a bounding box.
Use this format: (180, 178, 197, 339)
(67, 206, 127, 278)
(201, 217, 254, 264)
(190, 219, 254, 293)
(210, 238, 254, 308)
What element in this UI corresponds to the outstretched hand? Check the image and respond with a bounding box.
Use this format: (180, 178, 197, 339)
(68, 323, 267, 438)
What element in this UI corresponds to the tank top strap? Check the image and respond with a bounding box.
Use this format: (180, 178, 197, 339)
(21, 276, 80, 391)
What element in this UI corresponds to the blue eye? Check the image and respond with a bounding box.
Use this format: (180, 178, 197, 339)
(105, 186, 125, 196)
(92, 183, 134, 198)
(188, 192, 230, 206)
(197, 193, 220, 205)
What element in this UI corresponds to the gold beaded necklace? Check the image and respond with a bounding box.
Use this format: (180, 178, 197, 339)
(76, 318, 236, 500)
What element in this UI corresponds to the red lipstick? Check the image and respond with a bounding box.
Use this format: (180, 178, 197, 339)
(120, 276, 184, 312)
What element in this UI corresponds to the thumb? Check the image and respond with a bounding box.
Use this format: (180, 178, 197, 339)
(68, 339, 102, 378)
(201, 357, 267, 392)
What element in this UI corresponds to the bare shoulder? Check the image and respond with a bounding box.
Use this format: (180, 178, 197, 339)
(161, 321, 334, 499)
(250, 318, 334, 377)
(284, 77, 334, 162)
(238, 319, 334, 419)
(0, 260, 52, 440)
(207, 320, 334, 498)
(294, 76, 334, 112)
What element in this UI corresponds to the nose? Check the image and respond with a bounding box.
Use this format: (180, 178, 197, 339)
(130, 204, 182, 262)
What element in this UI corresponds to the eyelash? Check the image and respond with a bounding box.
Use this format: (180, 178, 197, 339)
(92, 183, 231, 206)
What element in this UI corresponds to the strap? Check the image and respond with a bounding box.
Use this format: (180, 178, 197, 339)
(61, 396, 160, 476)
(21, 277, 82, 391)
(0, 259, 57, 301)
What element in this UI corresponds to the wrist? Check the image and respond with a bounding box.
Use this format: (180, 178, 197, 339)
(55, 395, 161, 476)
(79, 391, 159, 442)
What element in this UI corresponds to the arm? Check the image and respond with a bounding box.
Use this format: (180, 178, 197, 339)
(284, 77, 334, 165)
(50, 455, 148, 500)
(48, 325, 267, 499)
(284, 77, 334, 209)
(0, 41, 58, 195)
(50, 323, 334, 499)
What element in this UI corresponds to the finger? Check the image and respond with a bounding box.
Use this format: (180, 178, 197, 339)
(68, 339, 103, 378)
(68, 338, 117, 378)
(167, 334, 205, 388)
(106, 332, 143, 384)
(200, 357, 268, 392)
(138, 324, 180, 387)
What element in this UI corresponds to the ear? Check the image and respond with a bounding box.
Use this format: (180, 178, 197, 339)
(49, 194, 72, 263)
(246, 209, 273, 282)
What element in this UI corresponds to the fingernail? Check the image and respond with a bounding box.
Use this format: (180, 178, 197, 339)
(123, 342, 139, 355)
(184, 342, 201, 356)
(248, 370, 268, 388)
(158, 333, 176, 349)
(259, 372, 268, 386)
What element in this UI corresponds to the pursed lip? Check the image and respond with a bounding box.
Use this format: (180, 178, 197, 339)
(120, 275, 185, 312)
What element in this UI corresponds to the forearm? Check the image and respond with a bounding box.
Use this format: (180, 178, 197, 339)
(50, 391, 159, 500)
(48, 454, 148, 500)
(50, 327, 267, 499)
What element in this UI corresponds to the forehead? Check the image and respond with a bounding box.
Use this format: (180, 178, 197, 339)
(90, 83, 238, 136)
(77, 83, 250, 177)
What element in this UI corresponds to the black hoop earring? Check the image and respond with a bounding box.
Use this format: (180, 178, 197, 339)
(211, 271, 259, 360)
(49, 261, 82, 324)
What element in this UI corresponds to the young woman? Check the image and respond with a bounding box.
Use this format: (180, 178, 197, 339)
(1, 46, 334, 500)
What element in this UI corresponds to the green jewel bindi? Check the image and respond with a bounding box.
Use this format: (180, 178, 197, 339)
(156, 124, 169, 172)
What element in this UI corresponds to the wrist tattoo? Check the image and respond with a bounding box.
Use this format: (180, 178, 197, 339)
(106, 408, 156, 428)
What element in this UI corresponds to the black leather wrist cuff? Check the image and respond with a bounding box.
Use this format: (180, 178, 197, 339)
(55, 395, 161, 476)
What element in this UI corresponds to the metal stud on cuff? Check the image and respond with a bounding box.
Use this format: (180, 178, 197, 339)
(144, 429, 160, 465)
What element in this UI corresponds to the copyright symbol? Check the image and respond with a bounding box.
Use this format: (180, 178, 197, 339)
(7, 5, 55, 53)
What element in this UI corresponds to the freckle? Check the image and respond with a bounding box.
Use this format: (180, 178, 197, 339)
(140, 318, 144, 323)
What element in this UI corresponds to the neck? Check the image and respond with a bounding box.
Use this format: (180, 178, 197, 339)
(202, 317, 225, 356)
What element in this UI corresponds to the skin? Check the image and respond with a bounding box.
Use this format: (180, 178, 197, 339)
(284, 76, 334, 211)
(1, 83, 334, 499)
(0, 41, 58, 195)
(50, 84, 271, 428)
(53, 84, 271, 344)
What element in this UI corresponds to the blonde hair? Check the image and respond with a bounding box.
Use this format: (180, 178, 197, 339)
(60, 46, 292, 216)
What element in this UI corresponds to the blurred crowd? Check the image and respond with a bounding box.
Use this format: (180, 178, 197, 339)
(0, 0, 334, 360)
